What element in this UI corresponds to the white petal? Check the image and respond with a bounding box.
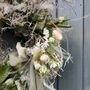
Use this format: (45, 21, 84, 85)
(33, 61, 41, 70)
(50, 62, 57, 68)
(16, 42, 27, 59)
(9, 52, 22, 66)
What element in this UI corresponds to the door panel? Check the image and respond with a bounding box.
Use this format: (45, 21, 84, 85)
(57, 0, 83, 90)
(84, 0, 90, 90)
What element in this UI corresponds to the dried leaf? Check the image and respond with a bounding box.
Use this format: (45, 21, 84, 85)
(0, 64, 10, 84)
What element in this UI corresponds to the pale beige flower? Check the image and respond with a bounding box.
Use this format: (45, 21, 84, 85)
(52, 30, 63, 40)
(40, 54, 49, 62)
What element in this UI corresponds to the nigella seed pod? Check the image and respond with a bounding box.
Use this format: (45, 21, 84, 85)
(49, 37, 55, 44)
(52, 30, 63, 40)
(40, 54, 49, 62)
(39, 65, 47, 75)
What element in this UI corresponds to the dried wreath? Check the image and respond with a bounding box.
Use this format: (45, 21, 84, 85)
(0, 0, 71, 90)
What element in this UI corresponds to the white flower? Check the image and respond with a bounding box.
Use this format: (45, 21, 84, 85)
(43, 28, 49, 39)
(50, 62, 57, 68)
(33, 61, 41, 70)
(16, 42, 27, 59)
(36, 41, 41, 47)
(52, 30, 63, 40)
(40, 54, 49, 62)
(39, 28, 49, 52)
(32, 28, 49, 53)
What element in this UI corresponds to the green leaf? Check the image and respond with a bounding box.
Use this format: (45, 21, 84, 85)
(46, 46, 58, 62)
(0, 64, 10, 84)
(56, 24, 72, 28)
(46, 19, 72, 29)
(33, 49, 42, 61)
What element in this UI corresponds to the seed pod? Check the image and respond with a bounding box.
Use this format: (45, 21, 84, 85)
(49, 37, 55, 44)
(39, 65, 47, 75)
(52, 30, 63, 40)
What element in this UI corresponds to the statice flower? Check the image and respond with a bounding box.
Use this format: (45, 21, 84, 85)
(40, 28, 49, 52)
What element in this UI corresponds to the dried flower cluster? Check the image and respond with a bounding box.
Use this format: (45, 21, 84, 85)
(0, 0, 71, 90)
